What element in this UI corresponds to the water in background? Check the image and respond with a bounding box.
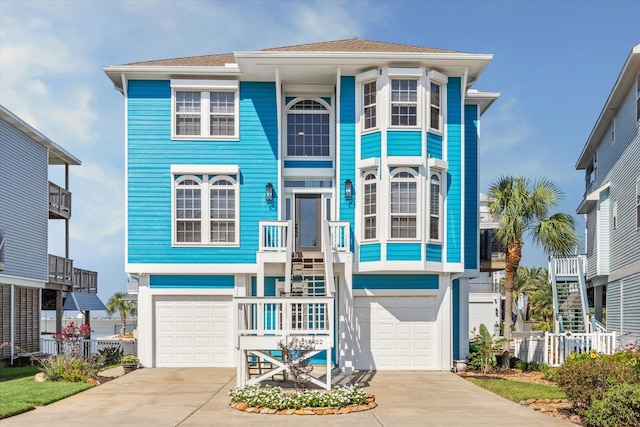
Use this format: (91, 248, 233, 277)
(41, 318, 138, 338)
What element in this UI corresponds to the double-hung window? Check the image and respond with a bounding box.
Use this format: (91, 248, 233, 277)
(430, 82, 442, 131)
(429, 172, 442, 241)
(363, 171, 377, 240)
(390, 169, 418, 239)
(173, 166, 239, 246)
(172, 80, 239, 139)
(390, 79, 418, 127)
(363, 81, 377, 130)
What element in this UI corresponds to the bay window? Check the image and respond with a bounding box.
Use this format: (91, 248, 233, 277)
(390, 79, 418, 127)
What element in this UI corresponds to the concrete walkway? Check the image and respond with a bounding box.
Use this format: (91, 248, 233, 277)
(2, 368, 572, 427)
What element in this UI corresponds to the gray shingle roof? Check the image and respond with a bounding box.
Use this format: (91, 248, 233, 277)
(124, 38, 463, 67)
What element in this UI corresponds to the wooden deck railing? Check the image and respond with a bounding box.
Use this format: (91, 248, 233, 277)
(48, 181, 71, 220)
(550, 255, 587, 277)
(513, 331, 617, 367)
(48, 254, 97, 293)
(48, 254, 73, 286)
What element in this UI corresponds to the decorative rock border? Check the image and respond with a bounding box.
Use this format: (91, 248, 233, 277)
(229, 394, 377, 415)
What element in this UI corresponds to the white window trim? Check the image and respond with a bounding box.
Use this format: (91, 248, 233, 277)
(389, 167, 421, 241)
(388, 77, 421, 129)
(171, 167, 240, 247)
(362, 169, 378, 242)
(428, 171, 443, 242)
(361, 80, 378, 132)
(170, 79, 239, 140)
(283, 97, 334, 159)
(427, 70, 448, 135)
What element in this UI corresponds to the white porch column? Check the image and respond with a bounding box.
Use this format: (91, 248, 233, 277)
(256, 254, 265, 297)
(137, 275, 153, 367)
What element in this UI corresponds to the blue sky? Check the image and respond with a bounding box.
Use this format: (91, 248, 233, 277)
(1, 0, 638, 303)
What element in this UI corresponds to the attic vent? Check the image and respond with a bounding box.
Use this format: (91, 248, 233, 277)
(0, 229, 5, 271)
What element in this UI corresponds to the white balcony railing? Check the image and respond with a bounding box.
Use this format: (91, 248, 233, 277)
(235, 297, 334, 348)
(39, 337, 136, 357)
(259, 221, 289, 252)
(327, 221, 350, 252)
(551, 255, 587, 277)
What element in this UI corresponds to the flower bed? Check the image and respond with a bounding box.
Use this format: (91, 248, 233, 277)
(228, 385, 377, 415)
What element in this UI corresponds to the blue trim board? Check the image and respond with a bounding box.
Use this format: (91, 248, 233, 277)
(387, 131, 421, 156)
(150, 275, 234, 288)
(361, 131, 381, 159)
(452, 279, 460, 360)
(446, 77, 462, 263)
(359, 243, 381, 262)
(283, 160, 333, 168)
(339, 76, 356, 249)
(386, 243, 421, 261)
(353, 274, 439, 290)
(464, 104, 479, 270)
(427, 132, 443, 160)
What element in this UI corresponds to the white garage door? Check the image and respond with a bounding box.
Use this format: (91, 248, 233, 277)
(155, 296, 233, 367)
(354, 296, 437, 370)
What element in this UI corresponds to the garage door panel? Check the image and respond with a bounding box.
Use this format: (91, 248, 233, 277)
(155, 297, 233, 367)
(354, 296, 437, 370)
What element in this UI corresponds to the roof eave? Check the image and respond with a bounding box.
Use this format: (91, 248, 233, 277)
(575, 43, 640, 169)
(0, 105, 81, 166)
(103, 65, 242, 91)
(466, 91, 501, 115)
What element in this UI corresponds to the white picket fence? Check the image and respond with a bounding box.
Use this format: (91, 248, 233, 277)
(514, 331, 617, 367)
(40, 337, 136, 358)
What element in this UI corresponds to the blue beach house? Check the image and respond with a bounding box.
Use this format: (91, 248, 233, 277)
(104, 39, 498, 388)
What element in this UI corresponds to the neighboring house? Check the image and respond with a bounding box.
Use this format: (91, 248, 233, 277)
(575, 43, 640, 337)
(104, 39, 499, 381)
(469, 194, 505, 336)
(0, 105, 102, 366)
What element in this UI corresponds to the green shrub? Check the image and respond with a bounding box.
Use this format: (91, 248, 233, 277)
(531, 321, 552, 332)
(39, 354, 101, 383)
(583, 383, 640, 427)
(121, 355, 139, 365)
(98, 345, 123, 365)
(556, 352, 637, 410)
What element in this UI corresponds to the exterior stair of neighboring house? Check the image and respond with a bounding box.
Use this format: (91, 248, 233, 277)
(549, 256, 591, 333)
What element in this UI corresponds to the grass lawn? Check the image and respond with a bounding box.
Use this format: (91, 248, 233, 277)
(0, 367, 93, 419)
(468, 378, 566, 403)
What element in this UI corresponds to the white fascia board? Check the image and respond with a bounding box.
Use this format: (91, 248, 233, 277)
(357, 157, 380, 170)
(428, 70, 448, 83)
(586, 182, 611, 201)
(387, 156, 423, 166)
(0, 274, 46, 288)
(388, 67, 422, 77)
(466, 90, 501, 115)
(126, 263, 256, 274)
(170, 164, 239, 175)
(171, 79, 238, 89)
(428, 157, 448, 170)
(355, 69, 379, 83)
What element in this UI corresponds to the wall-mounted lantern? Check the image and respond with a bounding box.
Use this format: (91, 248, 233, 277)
(344, 179, 353, 200)
(265, 183, 274, 202)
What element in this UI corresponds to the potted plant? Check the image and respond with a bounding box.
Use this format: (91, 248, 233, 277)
(121, 354, 139, 373)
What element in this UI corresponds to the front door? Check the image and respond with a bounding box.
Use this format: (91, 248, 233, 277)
(295, 194, 321, 252)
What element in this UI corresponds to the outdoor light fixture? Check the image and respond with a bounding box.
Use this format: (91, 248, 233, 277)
(265, 183, 274, 202)
(344, 179, 353, 200)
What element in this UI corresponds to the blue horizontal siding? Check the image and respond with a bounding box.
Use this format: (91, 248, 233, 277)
(127, 80, 278, 264)
(150, 275, 234, 288)
(446, 77, 462, 263)
(284, 160, 333, 168)
(359, 243, 381, 262)
(361, 132, 381, 159)
(426, 243, 442, 262)
(387, 243, 421, 261)
(339, 76, 356, 251)
(387, 131, 421, 156)
(353, 274, 439, 290)
(427, 132, 443, 160)
(464, 104, 479, 270)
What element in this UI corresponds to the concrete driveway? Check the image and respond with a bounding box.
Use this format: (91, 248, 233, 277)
(2, 368, 572, 426)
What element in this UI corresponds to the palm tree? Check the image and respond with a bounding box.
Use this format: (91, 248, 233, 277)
(488, 176, 578, 342)
(529, 280, 555, 323)
(106, 292, 137, 336)
(512, 266, 549, 320)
